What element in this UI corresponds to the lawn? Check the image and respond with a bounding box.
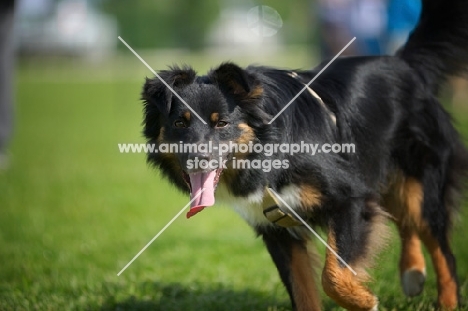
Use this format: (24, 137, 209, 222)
(1, 50, 468, 311)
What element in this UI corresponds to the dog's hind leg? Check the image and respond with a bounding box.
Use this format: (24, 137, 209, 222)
(385, 172, 459, 309)
(418, 168, 459, 310)
(383, 174, 427, 297)
(419, 226, 458, 309)
(321, 198, 388, 311)
(397, 227, 426, 297)
(258, 226, 321, 311)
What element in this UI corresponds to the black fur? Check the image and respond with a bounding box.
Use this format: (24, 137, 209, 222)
(141, 0, 468, 309)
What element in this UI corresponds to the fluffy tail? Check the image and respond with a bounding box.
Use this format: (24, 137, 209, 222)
(398, 0, 468, 95)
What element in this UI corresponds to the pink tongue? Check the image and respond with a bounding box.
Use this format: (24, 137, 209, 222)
(187, 171, 217, 218)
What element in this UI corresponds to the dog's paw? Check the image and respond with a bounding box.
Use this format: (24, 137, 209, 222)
(402, 268, 426, 297)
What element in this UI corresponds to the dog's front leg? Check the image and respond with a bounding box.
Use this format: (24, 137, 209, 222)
(321, 198, 387, 311)
(257, 226, 321, 311)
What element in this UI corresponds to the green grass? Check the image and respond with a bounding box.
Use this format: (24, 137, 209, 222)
(1, 51, 468, 310)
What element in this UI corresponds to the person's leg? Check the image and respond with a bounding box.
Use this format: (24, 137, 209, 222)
(0, 0, 15, 169)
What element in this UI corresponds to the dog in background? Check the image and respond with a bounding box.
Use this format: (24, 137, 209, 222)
(141, 0, 468, 309)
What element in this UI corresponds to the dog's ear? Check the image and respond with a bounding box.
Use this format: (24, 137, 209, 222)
(142, 66, 196, 116)
(211, 62, 263, 102)
(212, 63, 271, 127)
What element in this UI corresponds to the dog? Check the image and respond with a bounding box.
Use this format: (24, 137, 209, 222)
(141, 0, 468, 309)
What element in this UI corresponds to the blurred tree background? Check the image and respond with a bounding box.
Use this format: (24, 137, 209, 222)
(102, 0, 313, 50)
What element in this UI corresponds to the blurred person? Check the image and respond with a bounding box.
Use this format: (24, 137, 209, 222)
(386, 0, 421, 54)
(350, 0, 387, 55)
(317, 0, 387, 58)
(316, 0, 358, 58)
(0, 0, 15, 170)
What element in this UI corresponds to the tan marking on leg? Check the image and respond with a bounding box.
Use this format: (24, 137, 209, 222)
(210, 112, 219, 123)
(399, 229, 426, 274)
(399, 229, 426, 297)
(384, 171, 457, 307)
(183, 111, 191, 122)
(421, 231, 458, 309)
(290, 243, 321, 311)
(299, 184, 322, 210)
(404, 177, 423, 226)
(382, 171, 426, 296)
(383, 172, 423, 228)
(321, 234, 378, 311)
(394, 174, 425, 272)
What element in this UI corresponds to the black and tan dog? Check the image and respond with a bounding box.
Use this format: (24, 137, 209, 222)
(141, 0, 468, 309)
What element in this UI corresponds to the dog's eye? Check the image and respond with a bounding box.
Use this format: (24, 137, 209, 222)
(174, 120, 186, 128)
(216, 121, 228, 128)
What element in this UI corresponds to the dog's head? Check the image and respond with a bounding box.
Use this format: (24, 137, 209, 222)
(142, 63, 270, 217)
